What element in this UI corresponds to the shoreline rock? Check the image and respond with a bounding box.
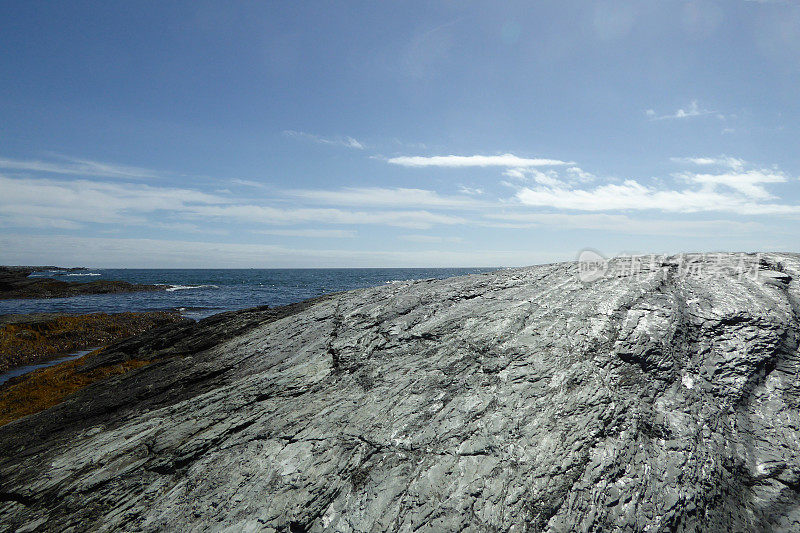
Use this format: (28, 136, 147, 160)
(1, 253, 800, 531)
(0, 266, 167, 300)
(0, 310, 186, 374)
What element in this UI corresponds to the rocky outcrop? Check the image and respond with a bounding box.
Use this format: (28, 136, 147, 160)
(0, 311, 185, 374)
(0, 266, 166, 299)
(1, 253, 799, 531)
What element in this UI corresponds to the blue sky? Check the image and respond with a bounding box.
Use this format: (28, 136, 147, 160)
(1, 0, 799, 267)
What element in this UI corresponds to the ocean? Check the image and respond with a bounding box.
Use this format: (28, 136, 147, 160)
(0, 268, 497, 320)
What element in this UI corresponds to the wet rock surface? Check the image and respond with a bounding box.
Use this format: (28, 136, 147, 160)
(0, 311, 184, 374)
(1, 253, 800, 532)
(0, 266, 166, 299)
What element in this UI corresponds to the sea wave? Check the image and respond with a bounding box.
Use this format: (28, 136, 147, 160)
(165, 284, 220, 292)
(66, 273, 101, 276)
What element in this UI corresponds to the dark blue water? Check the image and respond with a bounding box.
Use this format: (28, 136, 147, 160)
(1, 268, 496, 320)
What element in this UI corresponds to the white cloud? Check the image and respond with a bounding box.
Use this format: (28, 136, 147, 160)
(387, 153, 570, 168)
(515, 172, 799, 215)
(231, 178, 269, 189)
(189, 204, 465, 229)
(458, 186, 483, 196)
(0, 175, 228, 227)
(0, 215, 84, 230)
(671, 156, 745, 170)
(253, 229, 357, 238)
(503, 167, 563, 186)
(0, 155, 165, 179)
(0, 176, 466, 232)
(683, 169, 786, 200)
(283, 130, 364, 149)
(647, 100, 717, 120)
(285, 187, 485, 209)
(484, 212, 766, 236)
(565, 166, 597, 182)
(399, 234, 464, 243)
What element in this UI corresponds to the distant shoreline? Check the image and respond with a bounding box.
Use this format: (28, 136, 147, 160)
(0, 265, 167, 300)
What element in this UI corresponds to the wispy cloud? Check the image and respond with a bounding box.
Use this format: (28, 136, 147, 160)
(646, 100, 720, 120)
(387, 154, 570, 168)
(285, 187, 485, 209)
(283, 130, 364, 149)
(190, 204, 464, 229)
(399, 234, 463, 243)
(503, 167, 563, 186)
(671, 156, 745, 169)
(231, 178, 270, 189)
(484, 212, 766, 236)
(458, 185, 483, 196)
(0, 175, 228, 228)
(252, 228, 356, 238)
(0, 176, 466, 231)
(0, 155, 166, 179)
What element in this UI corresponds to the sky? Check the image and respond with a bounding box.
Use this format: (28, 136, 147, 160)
(1, 0, 799, 268)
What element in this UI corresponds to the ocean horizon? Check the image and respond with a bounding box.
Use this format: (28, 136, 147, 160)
(2, 267, 498, 319)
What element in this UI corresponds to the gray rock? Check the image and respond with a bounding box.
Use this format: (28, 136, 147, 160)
(2, 252, 800, 532)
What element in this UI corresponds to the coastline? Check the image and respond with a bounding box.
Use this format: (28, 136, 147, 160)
(0, 296, 329, 427)
(0, 310, 187, 426)
(0, 265, 167, 300)
(0, 310, 185, 374)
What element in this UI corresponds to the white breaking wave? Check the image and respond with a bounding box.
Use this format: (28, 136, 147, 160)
(66, 272, 101, 276)
(165, 284, 220, 292)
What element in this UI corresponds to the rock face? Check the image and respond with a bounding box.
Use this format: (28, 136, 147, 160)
(1, 253, 800, 532)
(0, 266, 166, 299)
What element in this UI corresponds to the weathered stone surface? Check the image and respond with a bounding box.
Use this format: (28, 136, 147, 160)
(1, 253, 800, 531)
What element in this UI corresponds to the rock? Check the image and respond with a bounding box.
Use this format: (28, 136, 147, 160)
(0, 266, 166, 299)
(1, 253, 800, 531)
(0, 311, 186, 374)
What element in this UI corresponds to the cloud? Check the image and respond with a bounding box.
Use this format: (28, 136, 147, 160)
(0, 155, 166, 179)
(189, 204, 465, 229)
(387, 154, 570, 168)
(503, 168, 563, 186)
(484, 212, 766, 236)
(514, 171, 798, 215)
(683, 169, 786, 200)
(0, 176, 465, 232)
(458, 186, 483, 196)
(252, 229, 356, 238)
(647, 100, 718, 120)
(285, 187, 485, 209)
(565, 166, 597, 182)
(671, 156, 745, 169)
(231, 178, 270, 189)
(0, 175, 228, 227)
(283, 130, 364, 149)
(399, 234, 463, 243)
